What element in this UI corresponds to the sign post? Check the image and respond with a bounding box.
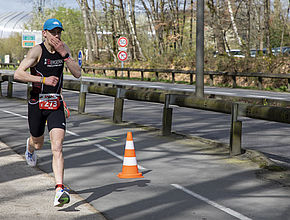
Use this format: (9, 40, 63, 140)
(117, 37, 128, 77)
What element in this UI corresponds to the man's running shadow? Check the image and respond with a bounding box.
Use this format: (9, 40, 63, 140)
(58, 179, 151, 212)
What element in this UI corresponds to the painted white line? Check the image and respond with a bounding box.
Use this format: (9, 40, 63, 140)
(95, 143, 146, 170)
(171, 184, 252, 220)
(66, 130, 80, 137)
(95, 143, 123, 160)
(1, 110, 28, 119)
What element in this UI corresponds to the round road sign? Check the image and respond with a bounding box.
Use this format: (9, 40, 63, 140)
(78, 50, 83, 67)
(118, 37, 128, 47)
(117, 51, 128, 61)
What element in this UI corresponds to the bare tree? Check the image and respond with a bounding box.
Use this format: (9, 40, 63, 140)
(76, 0, 94, 62)
(264, 0, 271, 54)
(207, 0, 226, 54)
(126, 0, 145, 60)
(227, 0, 243, 47)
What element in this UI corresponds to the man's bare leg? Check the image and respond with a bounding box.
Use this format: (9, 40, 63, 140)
(49, 128, 65, 188)
(29, 135, 44, 152)
(50, 128, 70, 207)
(25, 135, 44, 167)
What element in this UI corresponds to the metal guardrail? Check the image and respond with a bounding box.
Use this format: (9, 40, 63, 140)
(1, 70, 290, 156)
(2, 62, 290, 90)
(79, 66, 290, 90)
(0, 63, 18, 69)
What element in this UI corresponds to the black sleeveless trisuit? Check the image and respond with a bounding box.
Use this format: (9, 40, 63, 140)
(28, 43, 66, 137)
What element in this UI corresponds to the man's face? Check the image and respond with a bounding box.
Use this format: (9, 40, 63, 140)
(44, 27, 62, 41)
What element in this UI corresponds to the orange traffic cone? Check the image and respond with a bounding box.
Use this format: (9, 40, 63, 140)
(118, 132, 144, 178)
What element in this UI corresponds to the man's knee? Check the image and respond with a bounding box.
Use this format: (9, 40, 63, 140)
(51, 140, 63, 154)
(31, 136, 44, 150)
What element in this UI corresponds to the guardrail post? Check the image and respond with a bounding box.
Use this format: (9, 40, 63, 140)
(27, 82, 32, 100)
(258, 76, 263, 90)
(232, 75, 237, 88)
(103, 69, 106, 76)
(127, 70, 130, 79)
(162, 94, 173, 136)
(141, 71, 144, 81)
(172, 72, 175, 83)
(114, 70, 118, 79)
(230, 103, 242, 156)
(287, 79, 290, 92)
(190, 73, 193, 84)
(7, 75, 13, 98)
(155, 72, 159, 81)
(209, 74, 214, 86)
(78, 82, 88, 113)
(113, 88, 125, 123)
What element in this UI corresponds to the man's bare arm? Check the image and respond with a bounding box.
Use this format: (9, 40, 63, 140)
(14, 45, 41, 83)
(14, 45, 59, 87)
(50, 37, 81, 78)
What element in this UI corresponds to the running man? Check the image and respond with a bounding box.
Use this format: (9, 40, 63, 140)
(14, 18, 81, 207)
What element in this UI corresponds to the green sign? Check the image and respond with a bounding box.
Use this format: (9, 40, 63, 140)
(23, 35, 35, 41)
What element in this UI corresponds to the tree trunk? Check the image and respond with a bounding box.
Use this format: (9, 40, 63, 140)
(189, 0, 194, 49)
(246, 0, 251, 57)
(207, 0, 226, 54)
(126, 0, 145, 60)
(76, 0, 94, 63)
(227, 0, 243, 47)
(280, 0, 289, 51)
(264, 0, 271, 54)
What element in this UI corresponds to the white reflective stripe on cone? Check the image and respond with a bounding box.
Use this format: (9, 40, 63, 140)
(125, 141, 134, 149)
(123, 157, 137, 165)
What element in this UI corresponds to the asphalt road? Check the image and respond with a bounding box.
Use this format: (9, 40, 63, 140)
(1, 98, 290, 220)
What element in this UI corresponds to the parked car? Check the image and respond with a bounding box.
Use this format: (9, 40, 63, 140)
(250, 49, 269, 57)
(213, 49, 245, 58)
(272, 46, 290, 56)
(251, 47, 290, 57)
(226, 49, 245, 58)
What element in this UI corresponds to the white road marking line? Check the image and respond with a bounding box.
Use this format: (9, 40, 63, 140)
(94, 143, 123, 161)
(1, 110, 28, 119)
(171, 184, 252, 220)
(66, 130, 80, 136)
(95, 143, 146, 170)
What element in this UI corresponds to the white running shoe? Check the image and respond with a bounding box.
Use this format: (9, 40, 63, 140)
(25, 138, 37, 167)
(54, 189, 70, 207)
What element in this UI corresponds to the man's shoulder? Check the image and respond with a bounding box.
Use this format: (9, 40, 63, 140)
(31, 44, 42, 52)
(27, 44, 42, 58)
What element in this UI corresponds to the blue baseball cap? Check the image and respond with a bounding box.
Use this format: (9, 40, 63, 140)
(43, 18, 64, 31)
